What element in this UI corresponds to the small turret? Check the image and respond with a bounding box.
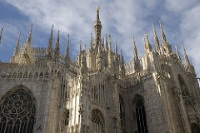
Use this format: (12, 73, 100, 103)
(108, 34, 112, 68)
(108, 34, 112, 51)
(25, 24, 33, 47)
(115, 41, 118, 55)
(106, 34, 108, 51)
(175, 46, 181, 61)
(160, 21, 167, 44)
(54, 31, 60, 59)
(80, 40, 82, 52)
(159, 21, 172, 54)
(152, 25, 160, 54)
(133, 36, 140, 72)
(182, 44, 195, 74)
(78, 41, 87, 75)
(14, 33, 21, 56)
(120, 50, 125, 77)
(102, 38, 105, 48)
(65, 34, 70, 59)
(0, 27, 3, 44)
(133, 36, 139, 62)
(144, 33, 152, 54)
(77, 41, 82, 67)
(90, 33, 93, 49)
(47, 25, 53, 57)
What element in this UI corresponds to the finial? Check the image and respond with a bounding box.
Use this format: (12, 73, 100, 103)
(55, 31, 59, 46)
(48, 25, 54, 47)
(102, 38, 104, 46)
(121, 50, 123, 58)
(159, 20, 167, 43)
(95, 5, 101, 22)
(175, 46, 181, 61)
(50, 25, 54, 39)
(14, 32, 21, 55)
(132, 36, 135, 43)
(29, 24, 33, 34)
(159, 20, 163, 29)
(26, 24, 33, 44)
(145, 33, 150, 44)
(51, 24, 54, 32)
(65, 34, 70, 58)
(133, 35, 139, 61)
(96, 5, 100, 12)
(0, 27, 3, 44)
(182, 44, 191, 67)
(144, 34, 152, 54)
(80, 40, 82, 52)
(121, 50, 124, 63)
(152, 24, 160, 52)
(143, 37, 146, 43)
(67, 34, 69, 47)
(54, 30, 60, 58)
(152, 24, 156, 32)
(108, 34, 112, 50)
(56, 30, 60, 42)
(115, 41, 118, 54)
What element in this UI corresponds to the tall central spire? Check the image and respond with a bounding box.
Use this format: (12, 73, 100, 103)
(94, 6, 102, 48)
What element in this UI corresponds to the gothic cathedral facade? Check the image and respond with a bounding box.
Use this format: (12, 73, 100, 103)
(0, 9, 200, 133)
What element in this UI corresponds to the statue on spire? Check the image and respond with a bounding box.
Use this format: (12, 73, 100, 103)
(96, 5, 100, 13)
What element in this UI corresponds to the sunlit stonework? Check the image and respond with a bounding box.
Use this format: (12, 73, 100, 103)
(0, 9, 200, 133)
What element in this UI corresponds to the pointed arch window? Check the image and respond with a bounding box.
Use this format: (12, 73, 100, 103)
(133, 95, 148, 133)
(119, 94, 126, 133)
(0, 88, 36, 133)
(91, 109, 104, 133)
(191, 123, 200, 133)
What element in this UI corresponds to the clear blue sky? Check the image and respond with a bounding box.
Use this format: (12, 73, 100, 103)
(0, 0, 200, 77)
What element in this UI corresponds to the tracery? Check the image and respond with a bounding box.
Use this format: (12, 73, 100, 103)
(91, 109, 104, 133)
(0, 89, 36, 133)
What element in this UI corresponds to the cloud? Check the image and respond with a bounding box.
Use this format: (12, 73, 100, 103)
(180, 4, 200, 76)
(4, 0, 164, 59)
(165, 0, 199, 12)
(2, 0, 200, 77)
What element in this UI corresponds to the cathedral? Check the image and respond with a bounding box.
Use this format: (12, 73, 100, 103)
(0, 8, 200, 133)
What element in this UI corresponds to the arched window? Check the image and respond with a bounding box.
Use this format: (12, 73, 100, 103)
(133, 95, 148, 133)
(91, 109, 104, 133)
(119, 94, 126, 133)
(0, 88, 36, 133)
(61, 109, 69, 133)
(191, 123, 200, 133)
